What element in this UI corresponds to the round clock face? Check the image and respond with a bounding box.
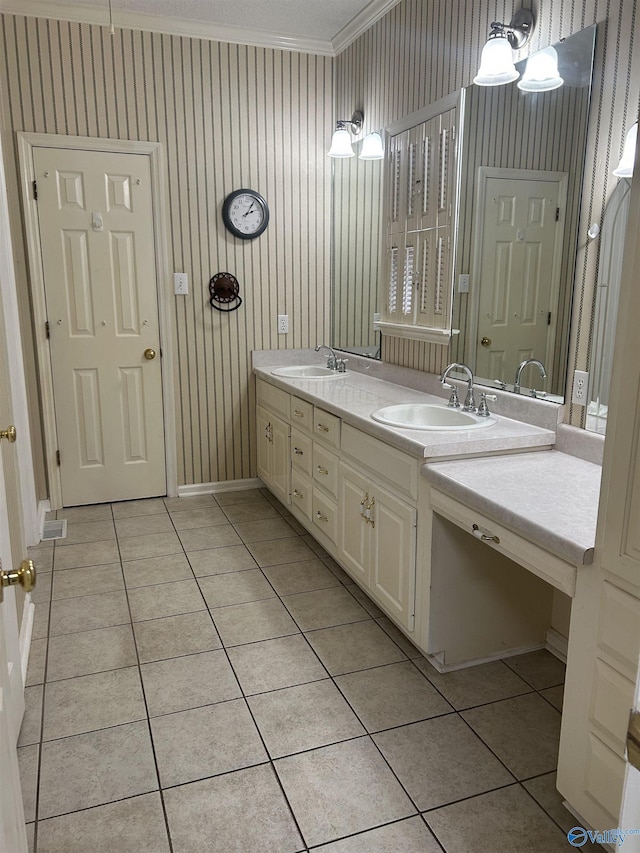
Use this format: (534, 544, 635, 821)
(222, 189, 269, 239)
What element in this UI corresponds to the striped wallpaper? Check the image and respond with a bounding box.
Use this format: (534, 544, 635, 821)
(0, 14, 333, 492)
(1, 0, 639, 497)
(334, 0, 640, 424)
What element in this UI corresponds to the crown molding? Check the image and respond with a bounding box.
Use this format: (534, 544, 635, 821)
(0, 0, 336, 55)
(331, 0, 402, 55)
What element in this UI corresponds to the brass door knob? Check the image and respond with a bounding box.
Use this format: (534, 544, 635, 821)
(0, 559, 36, 604)
(0, 425, 17, 442)
(143, 348, 156, 360)
(481, 337, 492, 347)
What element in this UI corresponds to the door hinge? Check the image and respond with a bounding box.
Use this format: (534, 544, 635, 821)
(32, 180, 38, 200)
(547, 312, 552, 326)
(56, 450, 61, 466)
(555, 207, 560, 221)
(45, 321, 50, 339)
(627, 709, 640, 771)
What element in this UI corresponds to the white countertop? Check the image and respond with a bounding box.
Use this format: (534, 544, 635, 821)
(423, 451, 601, 565)
(253, 351, 556, 460)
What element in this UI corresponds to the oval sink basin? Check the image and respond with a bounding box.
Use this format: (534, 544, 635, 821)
(271, 365, 347, 378)
(371, 403, 495, 430)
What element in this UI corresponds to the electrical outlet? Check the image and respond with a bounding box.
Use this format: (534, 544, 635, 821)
(458, 274, 470, 293)
(277, 314, 289, 334)
(174, 273, 188, 295)
(572, 369, 589, 406)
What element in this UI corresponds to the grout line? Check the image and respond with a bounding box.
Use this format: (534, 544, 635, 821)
(112, 512, 176, 853)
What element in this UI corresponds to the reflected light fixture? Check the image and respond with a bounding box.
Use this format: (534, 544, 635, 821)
(518, 45, 563, 91)
(359, 131, 385, 160)
(327, 111, 363, 158)
(474, 9, 535, 87)
(613, 122, 638, 177)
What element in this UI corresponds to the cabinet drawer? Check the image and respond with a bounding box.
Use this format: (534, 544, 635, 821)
(313, 408, 340, 449)
(341, 423, 418, 500)
(291, 470, 312, 520)
(313, 488, 338, 545)
(313, 444, 339, 499)
(256, 378, 290, 419)
(429, 488, 577, 597)
(290, 396, 313, 431)
(291, 429, 313, 477)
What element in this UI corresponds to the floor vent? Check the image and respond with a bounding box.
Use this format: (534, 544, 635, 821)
(41, 519, 67, 541)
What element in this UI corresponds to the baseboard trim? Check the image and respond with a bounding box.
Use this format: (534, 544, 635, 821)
(178, 478, 264, 497)
(19, 595, 35, 684)
(545, 627, 569, 663)
(37, 499, 51, 542)
(426, 642, 545, 673)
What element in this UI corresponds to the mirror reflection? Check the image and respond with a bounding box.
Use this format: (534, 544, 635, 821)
(451, 25, 596, 398)
(587, 178, 632, 433)
(330, 25, 596, 402)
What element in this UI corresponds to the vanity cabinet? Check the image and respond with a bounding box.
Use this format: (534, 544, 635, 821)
(378, 92, 463, 345)
(255, 376, 419, 633)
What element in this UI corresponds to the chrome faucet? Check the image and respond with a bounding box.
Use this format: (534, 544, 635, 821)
(441, 362, 476, 412)
(315, 344, 338, 370)
(514, 359, 547, 395)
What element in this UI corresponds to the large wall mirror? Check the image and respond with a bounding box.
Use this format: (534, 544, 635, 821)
(331, 24, 596, 402)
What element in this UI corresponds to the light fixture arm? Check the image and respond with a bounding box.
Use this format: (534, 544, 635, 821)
(489, 8, 535, 50)
(335, 111, 363, 136)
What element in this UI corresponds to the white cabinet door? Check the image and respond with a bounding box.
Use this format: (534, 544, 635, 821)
(338, 463, 370, 585)
(369, 485, 416, 632)
(271, 415, 291, 505)
(257, 406, 290, 505)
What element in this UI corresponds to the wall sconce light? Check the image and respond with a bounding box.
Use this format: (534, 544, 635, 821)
(327, 111, 363, 158)
(359, 131, 385, 160)
(613, 122, 638, 178)
(518, 45, 563, 92)
(473, 9, 536, 87)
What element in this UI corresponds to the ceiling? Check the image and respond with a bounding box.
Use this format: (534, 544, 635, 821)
(1, 0, 402, 54)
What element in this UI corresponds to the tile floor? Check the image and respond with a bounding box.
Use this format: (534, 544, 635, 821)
(19, 488, 598, 852)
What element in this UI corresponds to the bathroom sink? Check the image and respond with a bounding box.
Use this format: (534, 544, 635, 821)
(271, 365, 347, 378)
(371, 403, 495, 430)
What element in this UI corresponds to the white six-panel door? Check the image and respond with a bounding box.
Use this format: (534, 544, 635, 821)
(33, 147, 166, 506)
(473, 170, 564, 386)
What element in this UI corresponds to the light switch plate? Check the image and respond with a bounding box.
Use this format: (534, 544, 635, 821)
(174, 273, 188, 295)
(458, 274, 470, 293)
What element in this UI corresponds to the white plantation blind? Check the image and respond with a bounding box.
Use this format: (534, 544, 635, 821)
(388, 246, 399, 314)
(402, 245, 414, 316)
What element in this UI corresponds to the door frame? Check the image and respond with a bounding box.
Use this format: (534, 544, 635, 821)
(16, 133, 177, 509)
(467, 166, 567, 385)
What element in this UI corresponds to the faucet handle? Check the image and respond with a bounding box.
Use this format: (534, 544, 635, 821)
(494, 379, 507, 390)
(336, 358, 348, 373)
(477, 393, 497, 418)
(442, 382, 461, 408)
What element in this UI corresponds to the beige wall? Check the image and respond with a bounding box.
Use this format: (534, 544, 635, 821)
(335, 0, 640, 423)
(0, 14, 333, 492)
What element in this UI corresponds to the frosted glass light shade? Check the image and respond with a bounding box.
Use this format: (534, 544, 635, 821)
(359, 132, 384, 160)
(328, 128, 355, 158)
(518, 46, 563, 91)
(613, 122, 638, 177)
(473, 35, 520, 86)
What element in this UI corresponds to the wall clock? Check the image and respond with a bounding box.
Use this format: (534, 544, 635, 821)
(222, 188, 269, 239)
